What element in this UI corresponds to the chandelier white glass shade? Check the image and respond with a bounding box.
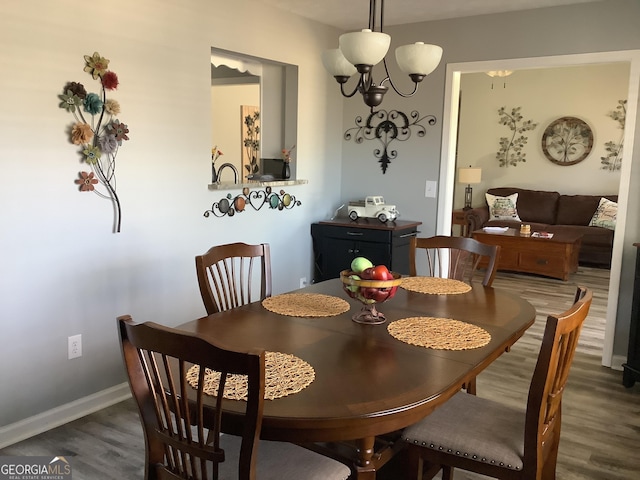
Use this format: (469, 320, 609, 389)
(322, 0, 443, 110)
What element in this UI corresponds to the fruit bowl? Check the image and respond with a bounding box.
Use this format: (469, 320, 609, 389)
(340, 269, 402, 324)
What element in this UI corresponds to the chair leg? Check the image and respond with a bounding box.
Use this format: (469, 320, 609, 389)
(406, 445, 442, 480)
(442, 466, 454, 480)
(463, 377, 477, 395)
(406, 445, 424, 480)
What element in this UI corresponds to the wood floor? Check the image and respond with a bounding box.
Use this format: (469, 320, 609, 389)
(2, 267, 639, 479)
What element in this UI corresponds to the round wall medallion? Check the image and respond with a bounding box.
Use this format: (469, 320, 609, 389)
(541, 116, 593, 166)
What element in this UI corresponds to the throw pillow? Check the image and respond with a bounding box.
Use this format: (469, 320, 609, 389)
(486, 193, 522, 221)
(589, 197, 617, 230)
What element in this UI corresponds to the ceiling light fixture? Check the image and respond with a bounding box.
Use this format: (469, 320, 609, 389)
(321, 0, 443, 111)
(485, 70, 513, 78)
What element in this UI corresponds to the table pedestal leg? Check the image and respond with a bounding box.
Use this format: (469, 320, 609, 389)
(354, 436, 377, 479)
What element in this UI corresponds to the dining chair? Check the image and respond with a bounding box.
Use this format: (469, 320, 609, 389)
(409, 235, 501, 287)
(401, 286, 593, 480)
(195, 242, 272, 315)
(118, 315, 351, 480)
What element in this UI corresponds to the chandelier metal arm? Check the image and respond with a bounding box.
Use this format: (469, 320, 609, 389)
(340, 79, 363, 99)
(379, 58, 419, 98)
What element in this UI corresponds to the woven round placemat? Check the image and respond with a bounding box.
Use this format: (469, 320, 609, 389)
(400, 276, 471, 295)
(186, 351, 315, 401)
(387, 317, 491, 350)
(262, 293, 350, 317)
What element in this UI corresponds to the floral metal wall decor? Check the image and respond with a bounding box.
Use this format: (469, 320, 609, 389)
(242, 106, 260, 177)
(204, 186, 301, 218)
(59, 52, 129, 233)
(495, 106, 537, 167)
(344, 109, 436, 174)
(601, 100, 626, 172)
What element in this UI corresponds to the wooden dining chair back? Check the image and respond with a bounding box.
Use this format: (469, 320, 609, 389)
(402, 286, 593, 480)
(118, 314, 264, 480)
(195, 242, 272, 315)
(119, 315, 352, 480)
(409, 235, 500, 287)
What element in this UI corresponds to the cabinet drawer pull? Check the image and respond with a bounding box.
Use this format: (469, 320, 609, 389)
(346, 231, 364, 236)
(399, 231, 418, 238)
(348, 248, 360, 254)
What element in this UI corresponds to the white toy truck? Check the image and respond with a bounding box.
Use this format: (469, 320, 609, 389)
(348, 196, 398, 223)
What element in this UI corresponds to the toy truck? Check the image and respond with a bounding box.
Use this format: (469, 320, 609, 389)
(348, 196, 398, 223)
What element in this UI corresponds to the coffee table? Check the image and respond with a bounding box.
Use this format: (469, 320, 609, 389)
(472, 228, 582, 281)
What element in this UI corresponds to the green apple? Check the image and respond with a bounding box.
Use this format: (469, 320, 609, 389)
(347, 275, 361, 293)
(351, 256, 373, 273)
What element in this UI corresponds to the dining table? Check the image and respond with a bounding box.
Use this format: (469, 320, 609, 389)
(177, 277, 536, 479)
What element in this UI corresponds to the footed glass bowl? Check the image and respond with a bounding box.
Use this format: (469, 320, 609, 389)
(340, 269, 402, 324)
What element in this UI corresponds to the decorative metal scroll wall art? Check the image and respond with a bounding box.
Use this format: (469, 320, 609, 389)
(204, 186, 301, 218)
(344, 109, 436, 174)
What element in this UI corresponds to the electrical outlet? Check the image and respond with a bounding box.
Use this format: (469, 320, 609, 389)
(68, 334, 82, 359)
(299, 277, 308, 289)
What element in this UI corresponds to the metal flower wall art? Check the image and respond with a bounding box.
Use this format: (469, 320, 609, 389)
(601, 100, 626, 172)
(59, 52, 130, 233)
(344, 109, 436, 174)
(496, 106, 537, 167)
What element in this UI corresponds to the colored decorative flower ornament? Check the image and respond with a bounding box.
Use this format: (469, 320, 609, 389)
(59, 52, 129, 232)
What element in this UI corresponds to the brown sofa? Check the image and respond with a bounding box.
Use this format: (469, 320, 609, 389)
(464, 187, 617, 268)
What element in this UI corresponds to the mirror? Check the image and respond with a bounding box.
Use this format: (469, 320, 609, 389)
(211, 48, 298, 187)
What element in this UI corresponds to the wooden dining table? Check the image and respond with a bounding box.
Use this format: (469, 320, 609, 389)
(177, 278, 536, 479)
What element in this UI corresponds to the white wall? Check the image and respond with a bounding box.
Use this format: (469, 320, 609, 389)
(0, 0, 345, 430)
(453, 63, 629, 209)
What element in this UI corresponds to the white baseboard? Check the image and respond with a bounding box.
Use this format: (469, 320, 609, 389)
(0, 383, 131, 450)
(611, 354, 625, 371)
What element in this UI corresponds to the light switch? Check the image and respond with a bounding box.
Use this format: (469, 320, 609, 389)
(425, 180, 437, 198)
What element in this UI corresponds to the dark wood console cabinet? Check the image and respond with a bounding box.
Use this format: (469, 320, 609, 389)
(311, 218, 421, 283)
(623, 243, 640, 387)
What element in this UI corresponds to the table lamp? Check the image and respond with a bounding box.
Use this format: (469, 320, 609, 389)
(458, 166, 482, 210)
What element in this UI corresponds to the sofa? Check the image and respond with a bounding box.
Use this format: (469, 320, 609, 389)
(464, 187, 617, 268)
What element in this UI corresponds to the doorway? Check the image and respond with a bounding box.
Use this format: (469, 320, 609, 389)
(437, 51, 640, 368)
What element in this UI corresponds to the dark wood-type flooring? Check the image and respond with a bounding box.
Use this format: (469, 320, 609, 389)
(2, 267, 639, 479)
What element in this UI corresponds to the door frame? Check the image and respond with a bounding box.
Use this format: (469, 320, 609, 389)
(437, 50, 640, 368)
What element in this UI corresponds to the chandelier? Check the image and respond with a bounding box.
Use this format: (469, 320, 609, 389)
(321, 0, 443, 111)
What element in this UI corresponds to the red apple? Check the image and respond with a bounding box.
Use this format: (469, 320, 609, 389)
(360, 287, 379, 299)
(372, 288, 391, 302)
(371, 265, 392, 280)
(360, 267, 374, 280)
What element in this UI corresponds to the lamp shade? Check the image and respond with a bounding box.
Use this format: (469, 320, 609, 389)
(458, 167, 482, 184)
(395, 42, 443, 76)
(339, 29, 390, 66)
(322, 49, 358, 77)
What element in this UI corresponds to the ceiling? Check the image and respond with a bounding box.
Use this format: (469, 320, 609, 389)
(257, 0, 602, 31)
